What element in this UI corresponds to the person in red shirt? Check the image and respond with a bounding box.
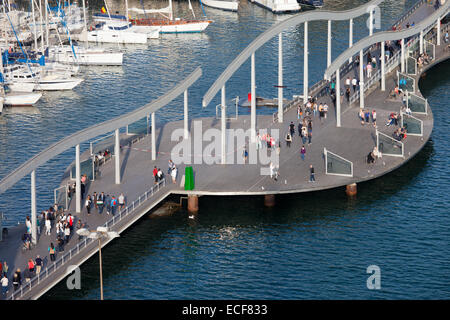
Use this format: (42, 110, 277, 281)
(153, 166, 158, 184)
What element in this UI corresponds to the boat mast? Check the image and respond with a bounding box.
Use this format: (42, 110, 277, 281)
(31, 0, 38, 51)
(82, 0, 87, 47)
(45, 0, 49, 49)
(168, 0, 173, 21)
(39, 0, 44, 53)
(3, 0, 8, 50)
(125, 0, 129, 23)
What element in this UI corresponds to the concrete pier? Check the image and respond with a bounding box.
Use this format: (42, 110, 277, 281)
(264, 194, 276, 207)
(346, 183, 357, 197)
(187, 195, 199, 213)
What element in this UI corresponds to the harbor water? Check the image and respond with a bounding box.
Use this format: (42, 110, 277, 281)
(0, 0, 448, 299)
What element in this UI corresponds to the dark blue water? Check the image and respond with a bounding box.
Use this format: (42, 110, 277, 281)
(1, 0, 449, 299)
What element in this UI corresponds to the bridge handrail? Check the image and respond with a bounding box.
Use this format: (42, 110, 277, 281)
(349, 20, 444, 104)
(0, 68, 202, 195)
(8, 178, 167, 300)
(202, 0, 385, 108)
(392, 0, 428, 29)
(324, 2, 449, 79)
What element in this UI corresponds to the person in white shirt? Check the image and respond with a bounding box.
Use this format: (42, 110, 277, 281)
(171, 166, 178, 184)
(1, 274, 8, 296)
(45, 219, 51, 235)
(118, 193, 125, 210)
(352, 78, 358, 92)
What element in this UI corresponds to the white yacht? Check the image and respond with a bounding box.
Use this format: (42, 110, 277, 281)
(80, 21, 148, 44)
(48, 45, 124, 66)
(3, 64, 83, 91)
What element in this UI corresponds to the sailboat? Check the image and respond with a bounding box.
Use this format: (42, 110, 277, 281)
(95, 0, 212, 34)
(201, 0, 239, 12)
(49, 0, 124, 65)
(84, 0, 148, 44)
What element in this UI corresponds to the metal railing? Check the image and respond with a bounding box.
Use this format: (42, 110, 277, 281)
(348, 23, 440, 105)
(392, 0, 428, 30)
(8, 179, 167, 300)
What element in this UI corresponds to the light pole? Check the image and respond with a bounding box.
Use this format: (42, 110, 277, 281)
(77, 226, 119, 300)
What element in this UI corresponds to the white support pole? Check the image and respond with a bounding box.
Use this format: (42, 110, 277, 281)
(115, 129, 120, 184)
(369, 9, 373, 36)
(336, 69, 341, 127)
(349, 18, 353, 63)
(359, 49, 364, 109)
(420, 30, 424, 54)
(151, 112, 156, 160)
(31, 170, 37, 245)
(304, 21, 309, 103)
(381, 41, 385, 91)
(401, 38, 405, 73)
(184, 89, 189, 139)
(327, 20, 331, 67)
(251, 53, 256, 143)
(75, 144, 81, 213)
(221, 85, 226, 165)
(437, 18, 441, 46)
(125, 0, 129, 23)
(278, 32, 283, 123)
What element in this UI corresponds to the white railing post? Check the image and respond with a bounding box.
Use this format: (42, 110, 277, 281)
(31, 170, 37, 245)
(381, 41, 385, 91)
(327, 20, 331, 67)
(221, 85, 227, 165)
(250, 53, 256, 143)
(115, 129, 120, 184)
(184, 89, 189, 139)
(359, 49, 364, 109)
(75, 144, 81, 213)
(336, 69, 341, 127)
(278, 32, 283, 123)
(304, 21, 309, 103)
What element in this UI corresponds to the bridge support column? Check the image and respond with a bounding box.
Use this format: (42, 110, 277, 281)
(115, 129, 120, 184)
(369, 8, 373, 36)
(349, 18, 353, 63)
(187, 195, 199, 213)
(221, 85, 227, 165)
(381, 41, 385, 91)
(304, 21, 309, 103)
(327, 20, 331, 67)
(278, 32, 283, 123)
(346, 183, 357, 197)
(151, 112, 156, 161)
(251, 53, 256, 143)
(31, 170, 37, 245)
(264, 194, 275, 207)
(419, 30, 424, 54)
(401, 38, 405, 73)
(437, 18, 441, 46)
(184, 89, 189, 139)
(359, 49, 364, 109)
(336, 69, 341, 127)
(75, 144, 81, 213)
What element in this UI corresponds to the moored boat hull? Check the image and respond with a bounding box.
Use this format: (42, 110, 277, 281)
(4, 92, 42, 106)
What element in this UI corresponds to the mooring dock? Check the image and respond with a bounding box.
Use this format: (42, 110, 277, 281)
(0, 0, 449, 299)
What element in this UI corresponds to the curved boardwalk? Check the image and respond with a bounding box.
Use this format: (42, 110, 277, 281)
(0, 1, 448, 299)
